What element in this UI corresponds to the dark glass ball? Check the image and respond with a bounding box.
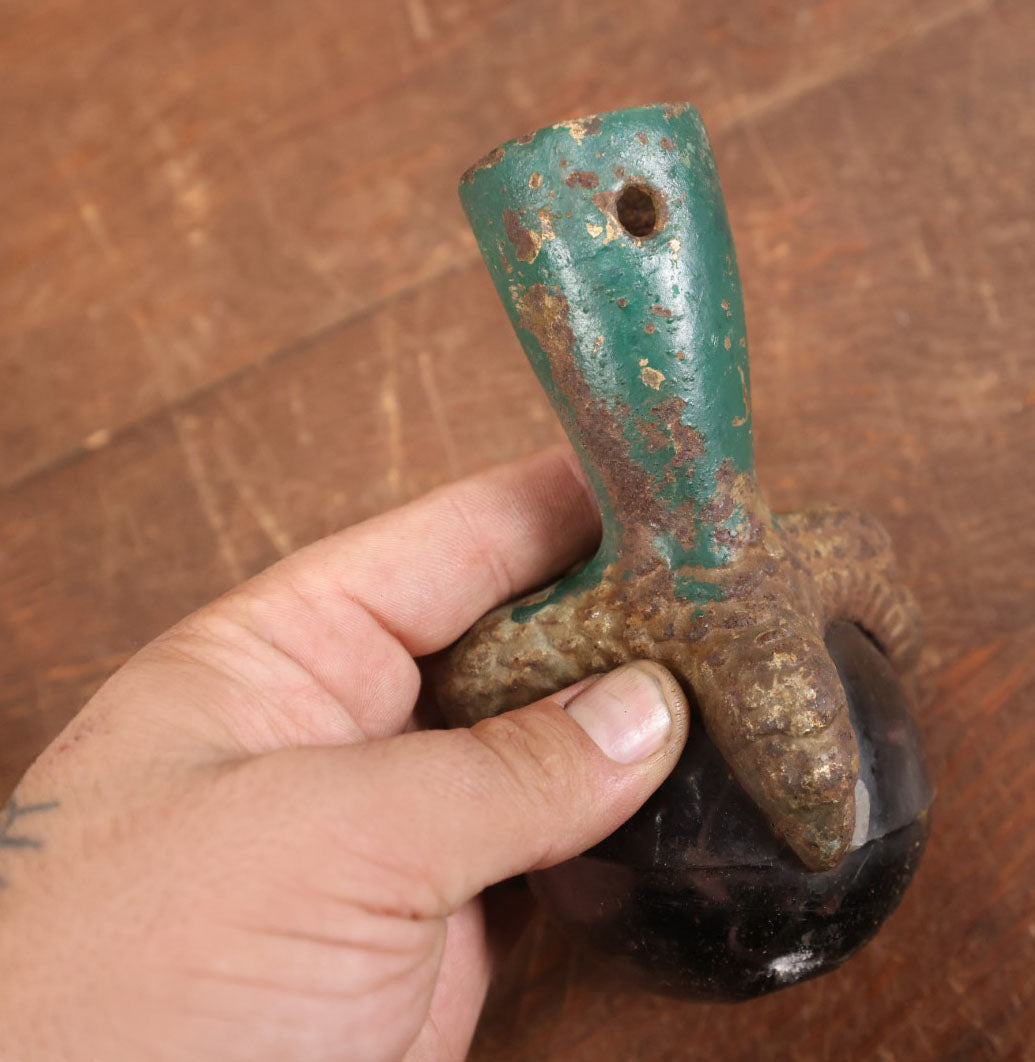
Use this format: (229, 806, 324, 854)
(529, 622, 933, 1000)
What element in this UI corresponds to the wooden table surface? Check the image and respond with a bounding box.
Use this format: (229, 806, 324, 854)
(3, 0, 1033, 1057)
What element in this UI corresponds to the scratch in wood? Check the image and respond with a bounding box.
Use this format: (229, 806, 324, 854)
(417, 349, 460, 478)
(46, 130, 121, 263)
(801, 239, 871, 271)
(213, 392, 296, 554)
(172, 412, 246, 582)
(226, 137, 278, 228)
(160, 152, 212, 222)
(211, 435, 295, 559)
(909, 235, 935, 280)
(82, 429, 112, 451)
(92, 471, 120, 607)
(977, 279, 1003, 329)
(835, 85, 880, 183)
(711, 0, 994, 137)
(503, 71, 535, 111)
(378, 317, 404, 497)
(288, 381, 315, 447)
(77, 202, 119, 260)
(743, 119, 792, 204)
(217, 391, 287, 482)
(404, 0, 433, 42)
(126, 307, 177, 404)
(225, 135, 346, 302)
(94, 464, 149, 568)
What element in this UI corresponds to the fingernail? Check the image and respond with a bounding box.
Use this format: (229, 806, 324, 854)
(565, 663, 674, 764)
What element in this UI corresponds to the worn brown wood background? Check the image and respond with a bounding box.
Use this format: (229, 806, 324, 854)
(2, 0, 1033, 1057)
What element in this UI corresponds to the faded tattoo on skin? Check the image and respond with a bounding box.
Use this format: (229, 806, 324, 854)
(0, 794, 59, 888)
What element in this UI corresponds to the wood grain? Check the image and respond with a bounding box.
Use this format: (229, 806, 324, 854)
(1, 0, 1032, 1057)
(1, 0, 991, 487)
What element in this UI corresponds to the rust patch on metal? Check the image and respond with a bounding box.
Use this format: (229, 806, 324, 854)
(662, 101, 693, 119)
(515, 285, 576, 376)
(634, 414, 671, 454)
(565, 170, 600, 189)
(651, 304, 672, 317)
(652, 396, 704, 465)
(636, 131, 649, 146)
(557, 115, 604, 144)
(659, 137, 676, 151)
(497, 242, 512, 276)
(502, 209, 536, 262)
(732, 366, 751, 427)
(502, 209, 554, 263)
(460, 146, 505, 184)
(515, 286, 677, 552)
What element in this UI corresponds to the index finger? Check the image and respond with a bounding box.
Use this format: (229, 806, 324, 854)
(69, 447, 601, 764)
(256, 444, 600, 657)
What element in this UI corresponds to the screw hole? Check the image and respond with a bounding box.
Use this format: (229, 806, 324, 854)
(616, 183, 659, 238)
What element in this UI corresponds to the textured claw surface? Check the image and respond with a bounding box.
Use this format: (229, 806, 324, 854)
(437, 490, 922, 870)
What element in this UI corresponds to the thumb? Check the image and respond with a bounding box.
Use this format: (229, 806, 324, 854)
(256, 662, 689, 915)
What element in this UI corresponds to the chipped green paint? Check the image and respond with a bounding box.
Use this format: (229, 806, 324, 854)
(460, 104, 753, 613)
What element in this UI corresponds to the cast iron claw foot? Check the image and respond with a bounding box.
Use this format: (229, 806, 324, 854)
(437, 104, 931, 998)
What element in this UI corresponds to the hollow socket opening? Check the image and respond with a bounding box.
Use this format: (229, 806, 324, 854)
(616, 183, 659, 237)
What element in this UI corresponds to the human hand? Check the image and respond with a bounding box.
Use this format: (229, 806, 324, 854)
(0, 446, 689, 1061)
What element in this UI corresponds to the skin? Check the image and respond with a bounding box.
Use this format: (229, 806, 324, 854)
(0, 446, 689, 1062)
